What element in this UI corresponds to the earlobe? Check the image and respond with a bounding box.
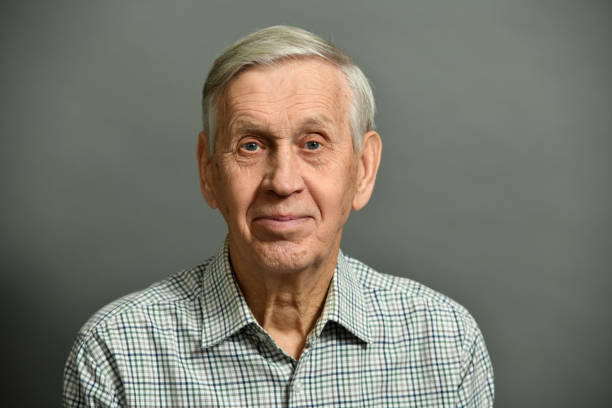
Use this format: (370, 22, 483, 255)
(197, 131, 219, 209)
(352, 131, 382, 211)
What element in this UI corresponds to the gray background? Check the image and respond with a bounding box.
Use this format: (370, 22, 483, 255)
(2, 0, 611, 406)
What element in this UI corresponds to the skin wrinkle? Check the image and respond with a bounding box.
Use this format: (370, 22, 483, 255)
(197, 58, 381, 359)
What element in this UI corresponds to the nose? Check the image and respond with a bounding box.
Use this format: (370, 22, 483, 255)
(262, 147, 305, 197)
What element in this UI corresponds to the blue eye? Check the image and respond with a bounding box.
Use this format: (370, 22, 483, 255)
(242, 142, 259, 152)
(305, 141, 321, 150)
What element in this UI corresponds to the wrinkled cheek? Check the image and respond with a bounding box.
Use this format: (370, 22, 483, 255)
(335, 190, 357, 230)
(219, 188, 251, 233)
(213, 181, 236, 224)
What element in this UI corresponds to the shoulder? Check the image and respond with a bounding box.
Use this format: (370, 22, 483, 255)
(75, 258, 211, 342)
(64, 259, 213, 403)
(344, 254, 495, 403)
(345, 254, 481, 338)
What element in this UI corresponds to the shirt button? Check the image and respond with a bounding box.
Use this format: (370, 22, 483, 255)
(293, 380, 302, 393)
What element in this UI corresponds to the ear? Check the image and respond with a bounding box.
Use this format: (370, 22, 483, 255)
(197, 131, 219, 209)
(352, 131, 382, 211)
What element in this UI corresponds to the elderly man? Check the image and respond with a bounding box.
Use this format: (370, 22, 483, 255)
(64, 26, 494, 407)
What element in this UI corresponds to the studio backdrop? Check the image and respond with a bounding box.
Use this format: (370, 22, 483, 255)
(1, 0, 611, 406)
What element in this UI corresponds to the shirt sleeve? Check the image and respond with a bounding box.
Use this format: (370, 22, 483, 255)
(63, 334, 121, 408)
(456, 325, 495, 407)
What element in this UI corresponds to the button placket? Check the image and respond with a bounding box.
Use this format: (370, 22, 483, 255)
(292, 379, 302, 393)
(289, 341, 314, 403)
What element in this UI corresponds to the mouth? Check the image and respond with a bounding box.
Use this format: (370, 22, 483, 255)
(255, 215, 308, 221)
(252, 214, 312, 232)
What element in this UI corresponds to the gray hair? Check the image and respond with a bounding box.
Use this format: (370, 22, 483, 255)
(202, 25, 376, 152)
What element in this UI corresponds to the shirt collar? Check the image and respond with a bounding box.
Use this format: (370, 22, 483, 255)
(199, 239, 371, 349)
(311, 249, 372, 344)
(199, 238, 258, 349)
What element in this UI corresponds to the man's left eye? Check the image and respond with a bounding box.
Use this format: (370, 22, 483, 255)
(241, 142, 260, 152)
(305, 141, 322, 150)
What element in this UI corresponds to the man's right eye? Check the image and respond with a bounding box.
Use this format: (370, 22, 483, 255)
(241, 142, 260, 152)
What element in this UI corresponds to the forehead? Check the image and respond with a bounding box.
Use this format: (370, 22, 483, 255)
(220, 58, 352, 128)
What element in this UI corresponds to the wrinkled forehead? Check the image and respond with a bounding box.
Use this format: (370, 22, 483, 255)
(217, 58, 353, 132)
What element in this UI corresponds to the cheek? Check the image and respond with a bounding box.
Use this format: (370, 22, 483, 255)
(216, 167, 260, 218)
(337, 163, 360, 216)
(312, 167, 357, 217)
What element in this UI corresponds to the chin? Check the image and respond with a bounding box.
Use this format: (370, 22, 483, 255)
(251, 240, 315, 273)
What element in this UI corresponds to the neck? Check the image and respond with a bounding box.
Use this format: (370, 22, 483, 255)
(229, 242, 338, 360)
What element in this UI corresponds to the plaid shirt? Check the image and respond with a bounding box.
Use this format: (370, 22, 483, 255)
(63, 239, 494, 407)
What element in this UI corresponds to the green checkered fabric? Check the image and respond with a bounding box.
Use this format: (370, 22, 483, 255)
(63, 239, 494, 407)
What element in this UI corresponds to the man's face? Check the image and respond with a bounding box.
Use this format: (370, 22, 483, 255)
(200, 58, 366, 273)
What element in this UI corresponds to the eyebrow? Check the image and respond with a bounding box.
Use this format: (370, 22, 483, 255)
(231, 115, 334, 135)
(298, 115, 334, 130)
(232, 120, 264, 134)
